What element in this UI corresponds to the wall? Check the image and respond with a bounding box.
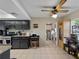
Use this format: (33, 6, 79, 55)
(30, 18, 56, 40)
(63, 20, 71, 37)
(0, 18, 56, 46)
(63, 9, 79, 36)
(30, 18, 56, 46)
(58, 16, 71, 37)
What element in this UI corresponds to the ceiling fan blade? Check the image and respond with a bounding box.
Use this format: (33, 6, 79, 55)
(59, 9, 69, 13)
(61, 6, 72, 9)
(41, 9, 69, 13)
(41, 9, 54, 12)
(40, 6, 72, 9)
(40, 6, 53, 8)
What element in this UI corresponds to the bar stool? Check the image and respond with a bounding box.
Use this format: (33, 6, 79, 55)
(30, 41, 38, 48)
(30, 35, 39, 48)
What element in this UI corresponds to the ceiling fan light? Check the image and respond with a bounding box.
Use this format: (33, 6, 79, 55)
(51, 14, 57, 19)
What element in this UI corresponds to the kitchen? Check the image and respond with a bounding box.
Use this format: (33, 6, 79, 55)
(0, 20, 39, 59)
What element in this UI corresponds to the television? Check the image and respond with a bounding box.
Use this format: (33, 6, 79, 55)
(0, 20, 30, 30)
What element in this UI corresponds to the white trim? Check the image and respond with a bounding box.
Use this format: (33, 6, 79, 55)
(0, 9, 16, 18)
(11, 0, 31, 20)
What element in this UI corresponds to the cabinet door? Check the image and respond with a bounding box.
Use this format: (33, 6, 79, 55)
(20, 40, 29, 49)
(0, 54, 2, 59)
(11, 39, 20, 49)
(1, 49, 10, 59)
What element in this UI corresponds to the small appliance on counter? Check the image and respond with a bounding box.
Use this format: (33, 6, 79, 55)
(0, 30, 3, 35)
(7, 32, 17, 36)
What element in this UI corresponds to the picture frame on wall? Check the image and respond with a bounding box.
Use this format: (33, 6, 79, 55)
(33, 24, 38, 28)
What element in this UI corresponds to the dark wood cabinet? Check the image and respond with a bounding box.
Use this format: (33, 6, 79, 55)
(0, 49, 10, 59)
(0, 20, 30, 30)
(20, 39, 29, 49)
(11, 37, 30, 49)
(11, 39, 20, 49)
(30, 36, 39, 47)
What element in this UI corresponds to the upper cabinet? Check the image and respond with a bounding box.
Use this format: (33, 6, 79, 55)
(0, 20, 30, 30)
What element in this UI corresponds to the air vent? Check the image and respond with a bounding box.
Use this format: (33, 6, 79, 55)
(10, 12, 18, 16)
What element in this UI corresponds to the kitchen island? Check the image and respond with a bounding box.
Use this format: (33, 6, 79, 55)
(11, 36, 30, 49)
(0, 45, 11, 59)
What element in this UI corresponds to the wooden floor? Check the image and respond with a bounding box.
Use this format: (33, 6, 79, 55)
(10, 40, 75, 59)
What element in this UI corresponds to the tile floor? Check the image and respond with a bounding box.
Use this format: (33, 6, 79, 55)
(10, 40, 75, 59)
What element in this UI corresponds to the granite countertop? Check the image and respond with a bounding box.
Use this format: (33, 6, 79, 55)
(0, 36, 11, 38)
(12, 35, 30, 37)
(0, 36, 11, 40)
(0, 45, 11, 54)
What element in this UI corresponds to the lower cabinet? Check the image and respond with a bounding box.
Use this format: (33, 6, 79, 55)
(11, 39, 20, 49)
(11, 37, 30, 49)
(0, 49, 10, 59)
(20, 39, 29, 49)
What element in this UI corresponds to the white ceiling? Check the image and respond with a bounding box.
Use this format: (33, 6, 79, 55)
(0, 0, 31, 19)
(0, 0, 79, 19)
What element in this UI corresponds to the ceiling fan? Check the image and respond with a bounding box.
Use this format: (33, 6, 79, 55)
(41, 0, 68, 14)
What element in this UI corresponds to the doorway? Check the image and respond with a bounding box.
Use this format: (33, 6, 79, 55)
(46, 23, 52, 40)
(46, 23, 57, 41)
